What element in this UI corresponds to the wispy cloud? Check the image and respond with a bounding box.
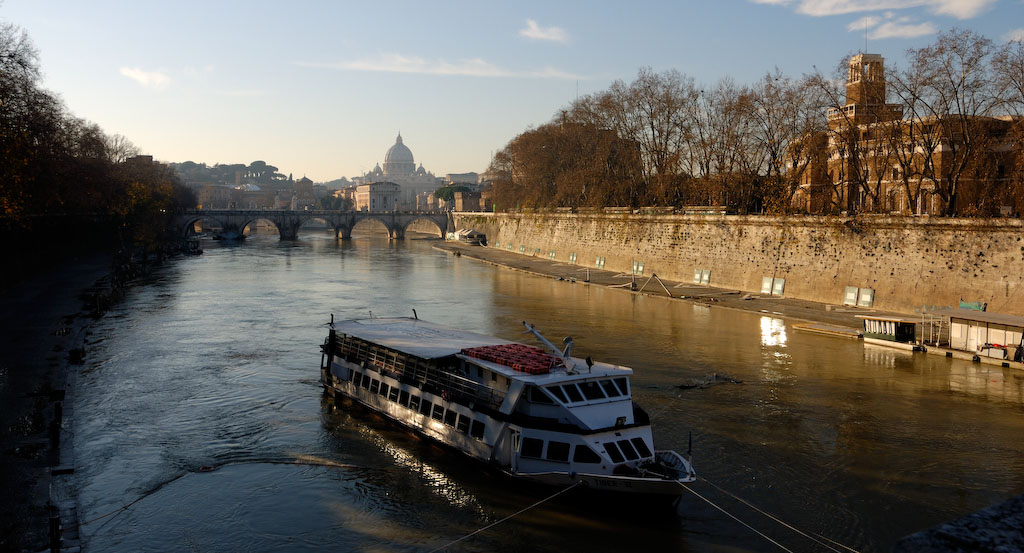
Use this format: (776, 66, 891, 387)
(1005, 28, 1024, 42)
(119, 67, 170, 90)
(847, 11, 939, 38)
(519, 19, 569, 43)
(750, 0, 996, 19)
(847, 15, 882, 30)
(296, 54, 583, 80)
(870, 19, 938, 37)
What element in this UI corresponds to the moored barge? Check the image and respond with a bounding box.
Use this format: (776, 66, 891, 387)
(319, 316, 696, 499)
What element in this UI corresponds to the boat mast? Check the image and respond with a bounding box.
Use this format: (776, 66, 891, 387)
(522, 321, 579, 373)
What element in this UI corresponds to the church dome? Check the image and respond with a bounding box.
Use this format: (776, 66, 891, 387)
(383, 133, 415, 177)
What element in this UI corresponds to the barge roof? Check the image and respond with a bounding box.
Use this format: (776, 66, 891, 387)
(332, 317, 632, 381)
(333, 317, 515, 359)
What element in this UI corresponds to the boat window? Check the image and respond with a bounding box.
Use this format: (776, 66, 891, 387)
(378, 383, 389, 397)
(599, 379, 620, 397)
(547, 385, 569, 403)
(630, 438, 652, 458)
(352, 371, 361, 383)
(470, 420, 485, 440)
(360, 375, 371, 390)
(604, 442, 625, 463)
(408, 395, 420, 411)
(521, 437, 543, 459)
(546, 441, 570, 462)
(580, 381, 606, 401)
(444, 409, 457, 427)
(369, 380, 380, 394)
(419, 400, 432, 417)
(529, 387, 554, 404)
(476, 366, 483, 379)
(613, 378, 629, 396)
(431, 404, 445, 421)
(562, 384, 585, 403)
(490, 371, 497, 382)
(573, 445, 601, 464)
(388, 387, 400, 402)
(616, 439, 640, 461)
(399, 390, 410, 406)
(456, 414, 470, 434)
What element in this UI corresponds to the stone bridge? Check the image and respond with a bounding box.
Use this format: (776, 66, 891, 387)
(175, 209, 452, 240)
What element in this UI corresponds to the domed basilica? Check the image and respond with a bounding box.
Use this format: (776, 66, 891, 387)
(355, 133, 442, 210)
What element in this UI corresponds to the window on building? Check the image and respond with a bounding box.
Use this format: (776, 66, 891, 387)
(444, 409, 457, 427)
(419, 400, 432, 417)
(388, 386, 400, 402)
(369, 379, 380, 394)
(431, 404, 445, 421)
(399, 390, 410, 406)
(378, 383, 389, 397)
(456, 414, 470, 434)
(408, 395, 420, 412)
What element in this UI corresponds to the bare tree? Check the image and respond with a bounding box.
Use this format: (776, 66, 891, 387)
(909, 28, 1000, 215)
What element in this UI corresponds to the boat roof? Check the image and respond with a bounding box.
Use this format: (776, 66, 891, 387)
(855, 315, 919, 323)
(332, 317, 634, 382)
(942, 308, 1024, 327)
(457, 353, 632, 384)
(333, 317, 515, 360)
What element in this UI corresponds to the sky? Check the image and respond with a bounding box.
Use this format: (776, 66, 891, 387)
(2, 0, 1023, 182)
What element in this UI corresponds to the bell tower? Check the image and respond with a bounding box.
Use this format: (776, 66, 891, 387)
(846, 54, 886, 106)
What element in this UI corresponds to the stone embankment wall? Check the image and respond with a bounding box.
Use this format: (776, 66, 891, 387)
(453, 212, 1024, 315)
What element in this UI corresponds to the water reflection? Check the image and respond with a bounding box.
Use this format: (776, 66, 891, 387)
(759, 316, 787, 348)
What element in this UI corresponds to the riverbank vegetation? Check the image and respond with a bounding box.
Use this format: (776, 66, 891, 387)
(1, 23, 196, 290)
(488, 29, 1024, 216)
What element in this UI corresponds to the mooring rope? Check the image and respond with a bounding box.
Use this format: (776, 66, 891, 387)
(426, 480, 584, 553)
(696, 477, 859, 553)
(681, 482, 796, 553)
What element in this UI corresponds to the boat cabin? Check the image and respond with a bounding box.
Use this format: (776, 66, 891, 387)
(946, 308, 1024, 361)
(857, 315, 918, 349)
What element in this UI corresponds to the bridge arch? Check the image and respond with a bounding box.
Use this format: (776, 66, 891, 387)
(239, 217, 283, 239)
(181, 215, 228, 238)
(402, 216, 446, 238)
(350, 216, 397, 238)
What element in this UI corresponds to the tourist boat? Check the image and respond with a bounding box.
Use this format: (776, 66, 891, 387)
(319, 315, 696, 500)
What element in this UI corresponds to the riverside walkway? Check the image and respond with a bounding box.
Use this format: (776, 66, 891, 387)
(433, 241, 902, 333)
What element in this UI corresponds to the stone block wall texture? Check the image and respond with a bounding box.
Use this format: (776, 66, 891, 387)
(453, 212, 1024, 316)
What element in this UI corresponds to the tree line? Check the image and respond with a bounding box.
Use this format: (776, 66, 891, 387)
(487, 29, 1024, 216)
(1, 23, 196, 287)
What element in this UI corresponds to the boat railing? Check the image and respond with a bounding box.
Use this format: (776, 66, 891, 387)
(331, 334, 505, 410)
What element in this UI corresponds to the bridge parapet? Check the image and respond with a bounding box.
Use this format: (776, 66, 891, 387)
(175, 209, 449, 240)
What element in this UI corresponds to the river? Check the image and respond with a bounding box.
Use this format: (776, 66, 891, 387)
(72, 230, 1024, 552)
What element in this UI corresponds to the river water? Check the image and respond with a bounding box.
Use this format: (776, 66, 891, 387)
(73, 231, 1024, 552)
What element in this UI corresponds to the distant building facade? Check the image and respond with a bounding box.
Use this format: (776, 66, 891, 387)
(355, 182, 400, 211)
(353, 133, 443, 210)
(794, 53, 1022, 216)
